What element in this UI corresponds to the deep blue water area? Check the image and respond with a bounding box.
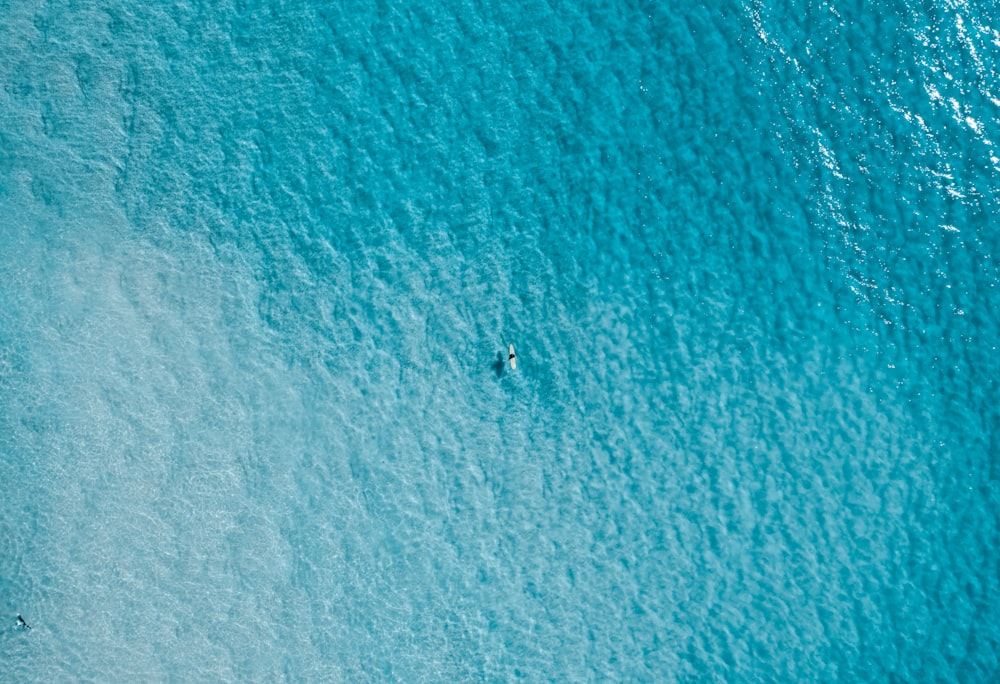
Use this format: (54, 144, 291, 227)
(2, 0, 999, 680)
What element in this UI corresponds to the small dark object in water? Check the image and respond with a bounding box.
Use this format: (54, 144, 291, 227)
(16, 614, 30, 630)
(492, 352, 506, 378)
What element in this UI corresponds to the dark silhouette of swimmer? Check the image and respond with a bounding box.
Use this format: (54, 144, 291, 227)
(509, 349, 516, 363)
(16, 614, 30, 630)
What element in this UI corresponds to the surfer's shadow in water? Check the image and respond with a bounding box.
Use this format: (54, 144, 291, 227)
(492, 352, 506, 378)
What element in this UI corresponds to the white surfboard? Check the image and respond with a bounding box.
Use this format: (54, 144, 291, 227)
(509, 344, 517, 370)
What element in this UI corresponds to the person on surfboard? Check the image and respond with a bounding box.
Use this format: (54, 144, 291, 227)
(508, 344, 517, 370)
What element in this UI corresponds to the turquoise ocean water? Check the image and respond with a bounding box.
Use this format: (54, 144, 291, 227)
(2, 0, 999, 680)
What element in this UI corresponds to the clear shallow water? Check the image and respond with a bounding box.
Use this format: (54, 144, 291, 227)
(1, 0, 998, 680)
